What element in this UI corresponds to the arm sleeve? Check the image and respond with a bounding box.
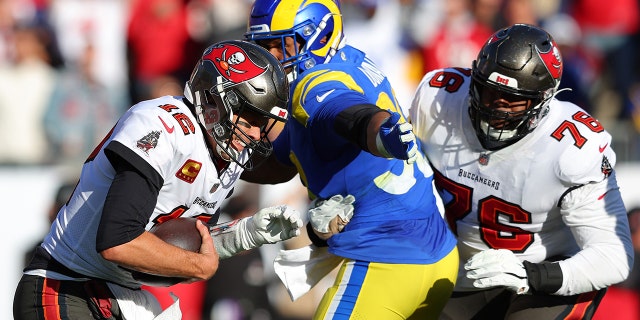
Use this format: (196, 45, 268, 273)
(333, 103, 387, 152)
(96, 141, 163, 252)
(555, 170, 633, 295)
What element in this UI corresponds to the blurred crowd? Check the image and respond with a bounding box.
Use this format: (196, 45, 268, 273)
(3, 0, 640, 319)
(1, 0, 639, 170)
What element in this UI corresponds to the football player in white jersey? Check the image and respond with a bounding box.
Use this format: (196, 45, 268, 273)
(408, 24, 634, 319)
(14, 40, 304, 320)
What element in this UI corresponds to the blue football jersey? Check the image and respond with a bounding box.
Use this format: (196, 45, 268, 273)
(273, 45, 456, 263)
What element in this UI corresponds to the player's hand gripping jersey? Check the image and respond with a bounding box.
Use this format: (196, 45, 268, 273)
(39, 96, 242, 288)
(409, 67, 633, 295)
(272, 45, 457, 263)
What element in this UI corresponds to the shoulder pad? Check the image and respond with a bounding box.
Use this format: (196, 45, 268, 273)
(552, 102, 616, 184)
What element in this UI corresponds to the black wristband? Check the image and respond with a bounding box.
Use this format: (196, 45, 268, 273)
(306, 222, 329, 247)
(523, 261, 563, 294)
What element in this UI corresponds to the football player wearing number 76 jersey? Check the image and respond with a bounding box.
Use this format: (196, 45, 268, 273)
(408, 24, 633, 319)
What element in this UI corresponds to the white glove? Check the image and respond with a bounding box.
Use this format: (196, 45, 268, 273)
(248, 205, 303, 244)
(465, 249, 530, 295)
(211, 205, 303, 259)
(309, 194, 355, 236)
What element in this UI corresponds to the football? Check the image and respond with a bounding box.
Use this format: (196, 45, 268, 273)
(130, 217, 203, 287)
(150, 217, 202, 252)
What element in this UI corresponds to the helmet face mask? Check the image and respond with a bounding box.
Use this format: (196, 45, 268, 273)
(468, 24, 562, 151)
(184, 40, 289, 170)
(244, 0, 344, 81)
(200, 90, 276, 164)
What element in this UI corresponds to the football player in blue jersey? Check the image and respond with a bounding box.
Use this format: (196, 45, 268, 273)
(242, 1, 459, 319)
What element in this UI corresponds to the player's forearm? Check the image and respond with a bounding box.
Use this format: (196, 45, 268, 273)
(556, 244, 631, 295)
(366, 111, 393, 157)
(333, 103, 386, 153)
(210, 218, 253, 259)
(101, 231, 215, 280)
(554, 174, 633, 295)
(557, 220, 631, 295)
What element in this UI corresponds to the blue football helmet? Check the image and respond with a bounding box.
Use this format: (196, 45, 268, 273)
(244, 0, 345, 81)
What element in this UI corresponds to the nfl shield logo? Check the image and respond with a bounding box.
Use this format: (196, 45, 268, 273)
(479, 153, 490, 166)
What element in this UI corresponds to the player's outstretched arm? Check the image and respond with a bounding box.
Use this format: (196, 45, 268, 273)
(210, 205, 303, 259)
(333, 105, 417, 163)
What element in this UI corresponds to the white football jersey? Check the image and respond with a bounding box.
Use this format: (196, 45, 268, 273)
(41, 95, 243, 288)
(409, 68, 633, 295)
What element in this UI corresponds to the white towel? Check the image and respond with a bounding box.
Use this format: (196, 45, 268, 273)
(106, 283, 182, 320)
(273, 245, 344, 301)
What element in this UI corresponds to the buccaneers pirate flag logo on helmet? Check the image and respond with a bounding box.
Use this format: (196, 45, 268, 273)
(536, 42, 563, 81)
(203, 43, 267, 83)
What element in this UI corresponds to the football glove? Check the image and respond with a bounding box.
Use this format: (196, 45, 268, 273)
(210, 205, 303, 259)
(309, 195, 355, 239)
(465, 249, 530, 295)
(375, 111, 418, 164)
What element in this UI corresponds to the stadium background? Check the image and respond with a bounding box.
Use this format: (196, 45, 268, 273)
(2, 0, 640, 319)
